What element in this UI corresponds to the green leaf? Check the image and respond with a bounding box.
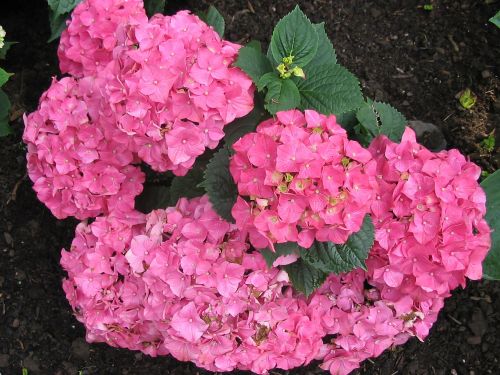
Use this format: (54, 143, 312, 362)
(201, 147, 238, 222)
(336, 111, 358, 133)
(224, 96, 267, 150)
(246, 40, 262, 51)
(46, 0, 83, 41)
(356, 102, 379, 137)
(235, 43, 273, 84)
(144, 0, 166, 17)
(295, 63, 364, 115)
(169, 167, 205, 205)
(0, 68, 13, 88)
(284, 258, 328, 297)
(261, 242, 300, 268)
(0, 41, 17, 60)
(270, 5, 318, 67)
(257, 72, 279, 91)
(307, 23, 337, 67)
(356, 101, 407, 144)
(301, 215, 375, 274)
(264, 76, 301, 115)
(490, 11, 500, 28)
(375, 102, 407, 141)
(0, 89, 12, 137)
(481, 170, 500, 280)
(47, 0, 81, 14)
(48, 10, 71, 42)
(135, 185, 171, 213)
(199, 5, 225, 38)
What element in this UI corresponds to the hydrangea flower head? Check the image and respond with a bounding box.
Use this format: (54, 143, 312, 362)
(99, 11, 254, 174)
(61, 196, 326, 373)
(367, 128, 491, 306)
(58, 0, 148, 77)
(230, 109, 378, 249)
(23, 77, 144, 219)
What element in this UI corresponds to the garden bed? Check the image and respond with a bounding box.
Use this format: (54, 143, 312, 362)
(0, 0, 499, 374)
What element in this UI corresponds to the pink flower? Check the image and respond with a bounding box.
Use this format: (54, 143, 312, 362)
(230, 109, 377, 250)
(23, 77, 144, 219)
(171, 302, 209, 342)
(165, 122, 205, 165)
(58, 0, 148, 77)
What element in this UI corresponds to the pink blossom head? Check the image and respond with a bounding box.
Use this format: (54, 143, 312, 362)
(230, 109, 378, 249)
(58, 0, 148, 77)
(62, 196, 327, 372)
(23, 77, 145, 219)
(366, 128, 491, 336)
(100, 11, 254, 174)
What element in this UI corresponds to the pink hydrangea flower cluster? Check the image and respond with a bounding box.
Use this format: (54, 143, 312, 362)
(24, 0, 254, 218)
(61, 196, 327, 373)
(58, 0, 148, 77)
(365, 128, 491, 338)
(59, 196, 402, 374)
(230, 109, 377, 249)
(98, 10, 254, 173)
(23, 76, 145, 219)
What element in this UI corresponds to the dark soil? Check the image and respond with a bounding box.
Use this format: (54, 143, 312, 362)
(1, 0, 499, 374)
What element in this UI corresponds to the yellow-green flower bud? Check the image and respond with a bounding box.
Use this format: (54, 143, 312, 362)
(292, 66, 305, 79)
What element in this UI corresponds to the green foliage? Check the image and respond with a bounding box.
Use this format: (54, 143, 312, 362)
(47, 0, 83, 42)
(295, 63, 364, 115)
(0, 34, 12, 137)
(423, 4, 434, 11)
(169, 167, 205, 205)
(0, 68, 13, 88)
(0, 41, 16, 60)
(144, 0, 166, 17)
(263, 76, 301, 114)
(199, 5, 225, 38)
(459, 88, 476, 109)
(235, 42, 273, 84)
(284, 259, 328, 297)
(481, 170, 500, 280)
(200, 147, 237, 222)
(234, 6, 364, 118)
(355, 100, 407, 144)
(257, 72, 278, 92)
(270, 6, 318, 67)
(0, 89, 12, 136)
(282, 216, 374, 296)
(301, 216, 374, 274)
(490, 11, 500, 28)
(47, 0, 81, 14)
(261, 242, 300, 268)
(308, 23, 337, 66)
(481, 131, 496, 153)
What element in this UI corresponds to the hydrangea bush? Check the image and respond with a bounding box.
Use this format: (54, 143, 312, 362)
(24, 1, 500, 374)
